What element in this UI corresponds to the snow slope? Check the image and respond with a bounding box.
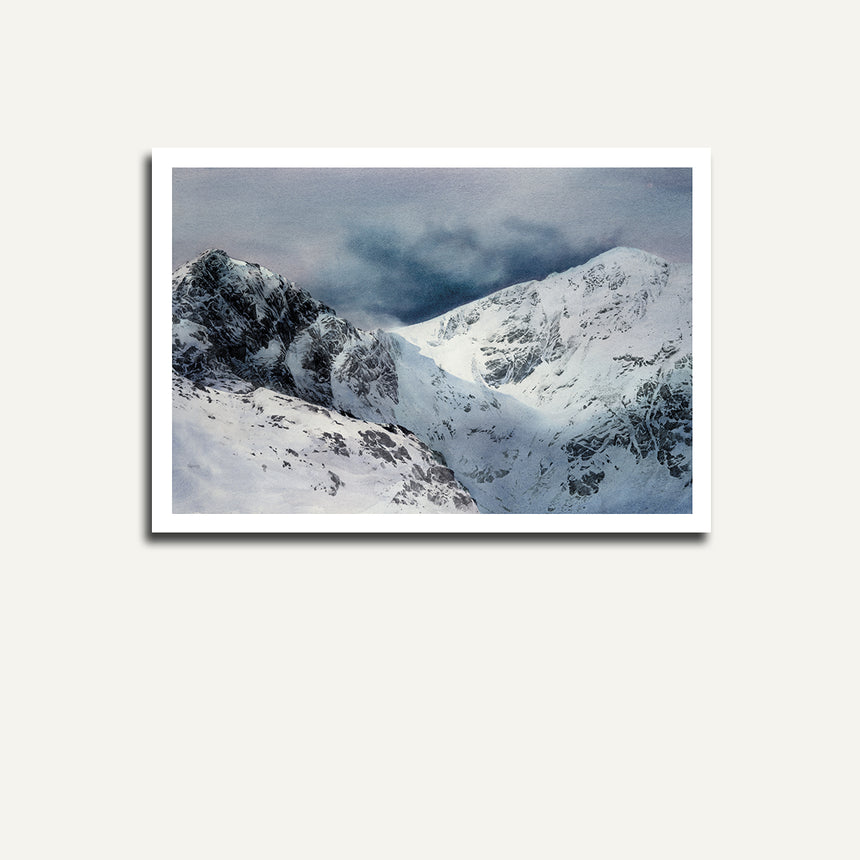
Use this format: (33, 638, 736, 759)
(173, 374, 477, 514)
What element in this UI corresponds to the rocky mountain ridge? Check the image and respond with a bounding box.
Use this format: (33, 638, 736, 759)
(172, 248, 693, 514)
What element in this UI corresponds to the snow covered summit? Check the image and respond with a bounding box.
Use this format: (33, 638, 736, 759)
(397, 247, 690, 413)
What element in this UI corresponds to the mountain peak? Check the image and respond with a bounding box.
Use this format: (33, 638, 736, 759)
(549, 246, 669, 280)
(172, 249, 339, 397)
(590, 245, 666, 262)
(397, 246, 683, 401)
(197, 247, 229, 260)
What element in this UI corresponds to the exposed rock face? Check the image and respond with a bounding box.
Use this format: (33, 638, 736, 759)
(172, 249, 399, 411)
(172, 249, 329, 393)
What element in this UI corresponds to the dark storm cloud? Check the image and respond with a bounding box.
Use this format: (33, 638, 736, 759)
(495, 218, 622, 290)
(173, 167, 692, 328)
(342, 222, 620, 324)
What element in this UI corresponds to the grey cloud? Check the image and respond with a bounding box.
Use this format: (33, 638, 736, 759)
(330, 221, 619, 325)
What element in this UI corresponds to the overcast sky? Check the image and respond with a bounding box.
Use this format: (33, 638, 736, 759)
(173, 167, 692, 328)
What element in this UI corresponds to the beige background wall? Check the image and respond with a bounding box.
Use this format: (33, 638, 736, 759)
(3, 3, 856, 857)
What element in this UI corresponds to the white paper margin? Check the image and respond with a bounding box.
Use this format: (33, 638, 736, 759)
(152, 147, 711, 533)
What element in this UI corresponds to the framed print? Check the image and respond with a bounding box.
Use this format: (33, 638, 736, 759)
(152, 148, 710, 533)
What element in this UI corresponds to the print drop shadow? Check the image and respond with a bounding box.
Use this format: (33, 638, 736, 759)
(142, 154, 705, 546)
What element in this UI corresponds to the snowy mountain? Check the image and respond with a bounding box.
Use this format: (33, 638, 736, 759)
(396, 248, 693, 513)
(173, 250, 403, 414)
(172, 251, 479, 514)
(397, 248, 687, 411)
(171, 248, 693, 515)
